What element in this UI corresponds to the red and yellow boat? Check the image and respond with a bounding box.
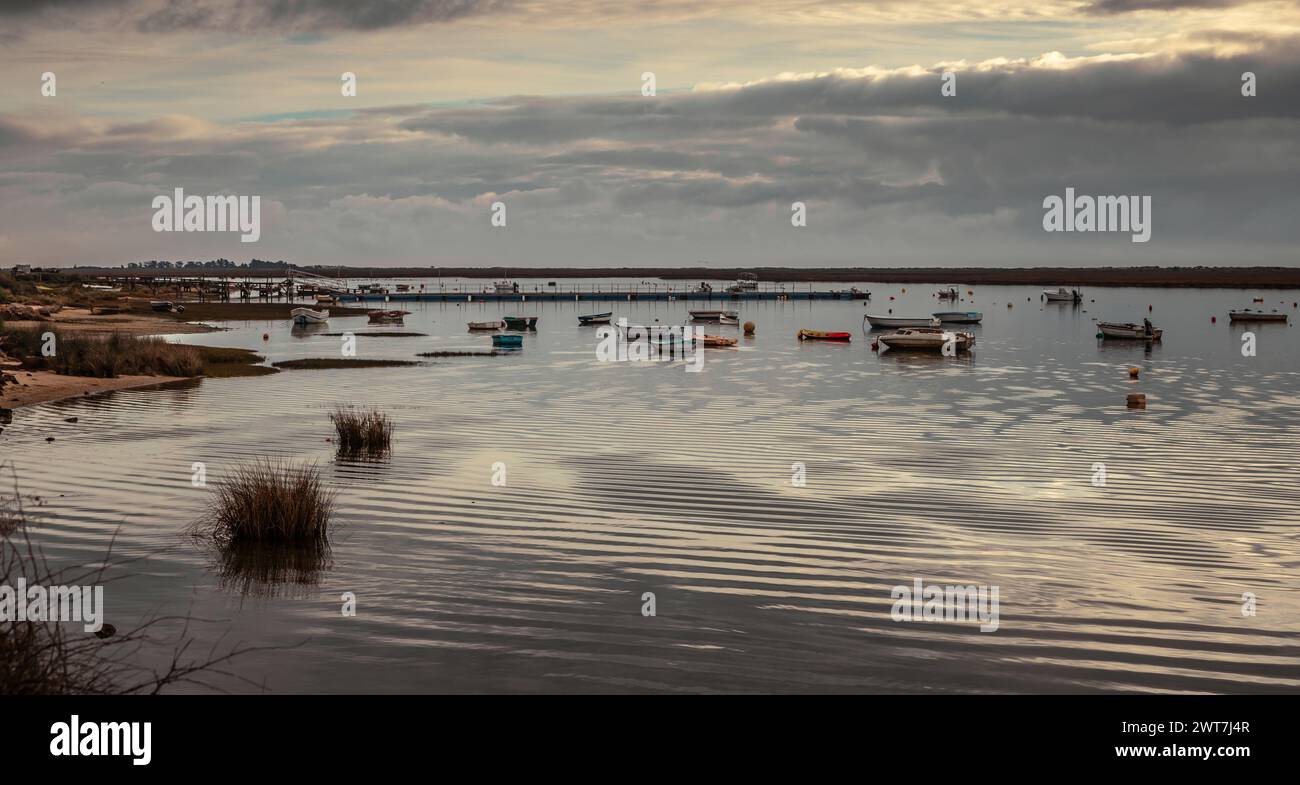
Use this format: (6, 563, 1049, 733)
(797, 329, 851, 342)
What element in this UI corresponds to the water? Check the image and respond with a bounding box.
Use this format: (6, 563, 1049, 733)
(5, 281, 1299, 693)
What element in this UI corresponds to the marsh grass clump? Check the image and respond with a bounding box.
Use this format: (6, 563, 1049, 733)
(329, 407, 393, 456)
(0, 327, 203, 378)
(198, 459, 334, 545)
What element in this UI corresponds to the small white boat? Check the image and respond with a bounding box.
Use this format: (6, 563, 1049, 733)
(933, 311, 982, 324)
(493, 280, 518, 294)
(467, 320, 504, 330)
(291, 307, 329, 325)
(1228, 309, 1288, 322)
(877, 327, 975, 352)
(1096, 320, 1162, 340)
(865, 314, 941, 329)
(1043, 287, 1082, 302)
(689, 309, 739, 322)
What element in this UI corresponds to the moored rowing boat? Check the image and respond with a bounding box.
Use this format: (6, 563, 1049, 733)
(1096, 320, 1162, 340)
(290, 307, 329, 325)
(932, 311, 982, 324)
(689, 309, 739, 322)
(368, 309, 406, 323)
(798, 329, 851, 341)
(503, 315, 538, 330)
(866, 314, 940, 329)
(1228, 309, 1288, 322)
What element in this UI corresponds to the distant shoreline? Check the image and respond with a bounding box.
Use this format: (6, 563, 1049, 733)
(59, 266, 1300, 288)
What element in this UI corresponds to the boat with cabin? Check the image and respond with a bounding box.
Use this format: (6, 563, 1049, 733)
(1043, 287, 1083, 303)
(877, 327, 975, 352)
(727, 273, 759, 293)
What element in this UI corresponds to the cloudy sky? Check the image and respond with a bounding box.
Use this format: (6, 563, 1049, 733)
(1, 0, 1298, 269)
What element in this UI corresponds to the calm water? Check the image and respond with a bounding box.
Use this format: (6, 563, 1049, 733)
(5, 281, 1300, 693)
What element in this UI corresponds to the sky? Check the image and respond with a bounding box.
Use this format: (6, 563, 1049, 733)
(0, 0, 1298, 269)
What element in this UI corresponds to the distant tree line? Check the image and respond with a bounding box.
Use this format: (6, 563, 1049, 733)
(125, 258, 288, 270)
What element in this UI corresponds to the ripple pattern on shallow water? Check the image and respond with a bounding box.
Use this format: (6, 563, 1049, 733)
(3, 285, 1299, 693)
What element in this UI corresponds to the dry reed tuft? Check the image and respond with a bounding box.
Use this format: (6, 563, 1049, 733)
(196, 459, 335, 545)
(329, 407, 393, 456)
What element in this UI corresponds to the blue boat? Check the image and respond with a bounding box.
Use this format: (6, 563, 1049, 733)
(492, 334, 524, 349)
(932, 311, 983, 324)
(578, 312, 613, 325)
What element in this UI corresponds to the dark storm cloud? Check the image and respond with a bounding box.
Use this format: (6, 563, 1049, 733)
(398, 39, 1299, 154)
(0, 0, 507, 32)
(1079, 0, 1243, 14)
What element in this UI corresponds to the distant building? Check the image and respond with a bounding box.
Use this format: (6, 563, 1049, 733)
(11, 264, 32, 275)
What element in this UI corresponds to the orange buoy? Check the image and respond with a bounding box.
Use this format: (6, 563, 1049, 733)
(743, 321, 755, 335)
(1128, 366, 1140, 379)
(262, 332, 269, 341)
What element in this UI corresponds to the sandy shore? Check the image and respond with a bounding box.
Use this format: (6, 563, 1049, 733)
(1, 370, 191, 409)
(5, 307, 216, 335)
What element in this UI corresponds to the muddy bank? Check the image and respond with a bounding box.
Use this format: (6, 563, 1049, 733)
(4, 307, 215, 335)
(0, 371, 193, 409)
